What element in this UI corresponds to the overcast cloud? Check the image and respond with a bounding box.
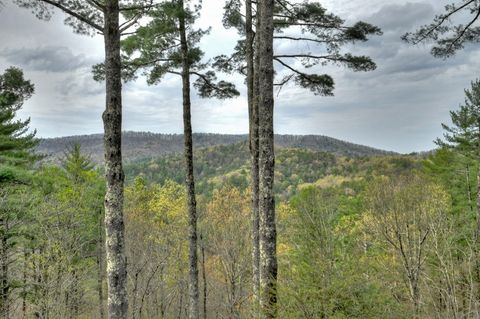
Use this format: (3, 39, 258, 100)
(0, 0, 477, 153)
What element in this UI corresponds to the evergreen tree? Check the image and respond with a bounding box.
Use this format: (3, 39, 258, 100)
(0, 67, 37, 184)
(61, 143, 95, 183)
(403, 0, 480, 58)
(13, 2, 160, 317)
(437, 79, 480, 238)
(219, 1, 381, 315)
(116, 2, 238, 318)
(438, 80, 480, 156)
(434, 84, 480, 313)
(30, 147, 105, 319)
(0, 67, 37, 317)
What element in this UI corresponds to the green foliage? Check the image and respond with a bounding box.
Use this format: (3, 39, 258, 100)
(124, 142, 342, 198)
(27, 147, 105, 318)
(403, 1, 480, 58)
(101, 0, 240, 99)
(219, 0, 382, 95)
(0, 67, 38, 184)
(61, 143, 94, 182)
(278, 186, 405, 318)
(13, 0, 104, 36)
(437, 79, 480, 158)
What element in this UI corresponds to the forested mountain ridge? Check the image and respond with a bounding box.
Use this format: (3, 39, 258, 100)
(37, 131, 396, 163)
(125, 141, 418, 199)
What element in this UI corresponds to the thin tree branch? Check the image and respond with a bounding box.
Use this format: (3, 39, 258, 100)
(411, 0, 476, 44)
(445, 7, 480, 52)
(274, 57, 308, 79)
(39, 0, 103, 31)
(119, 2, 157, 12)
(275, 54, 343, 62)
(86, 0, 105, 12)
(273, 35, 329, 43)
(120, 15, 142, 33)
(190, 71, 229, 95)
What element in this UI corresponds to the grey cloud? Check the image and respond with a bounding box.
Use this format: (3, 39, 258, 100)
(56, 69, 103, 97)
(341, 2, 470, 82)
(368, 2, 434, 32)
(1, 46, 91, 72)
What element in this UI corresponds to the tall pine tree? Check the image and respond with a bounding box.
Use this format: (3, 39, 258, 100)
(117, 2, 238, 317)
(219, 1, 381, 314)
(0, 67, 37, 183)
(0, 67, 37, 318)
(13, 2, 160, 317)
(437, 79, 480, 238)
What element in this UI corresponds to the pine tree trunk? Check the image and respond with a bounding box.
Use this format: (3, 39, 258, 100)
(132, 272, 140, 319)
(257, 0, 277, 317)
(22, 248, 27, 319)
(201, 238, 207, 319)
(476, 173, 480, 240)
(97, 210, 105, 319)
(179, 1, 200, 318)
(246, 0, 261, 308)
(102, 1, 128, 318)
(0, 218, 9, 319)
(466, 165, 473, 212)
(476, 173, 480, 305)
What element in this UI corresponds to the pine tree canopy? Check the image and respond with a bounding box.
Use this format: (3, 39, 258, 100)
(97, 0, 240, 100)
(0, 67, 38, 183)
(437, 79, 480, 158)
(403, 0, 480, 58)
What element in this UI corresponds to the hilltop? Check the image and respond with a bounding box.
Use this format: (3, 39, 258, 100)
(37, 131, 396, 163)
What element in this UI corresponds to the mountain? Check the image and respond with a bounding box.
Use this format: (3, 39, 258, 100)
(125, 141, 417, 199)
(37, 131, 396, 163)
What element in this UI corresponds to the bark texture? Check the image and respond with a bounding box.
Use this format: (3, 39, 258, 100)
(102, 1, 128, 318)
(97, 211, 105, 319)
(257, 0, 277, 317)
(474, 132, 480, 306)
(246, 0, 261, 307)
(179, 1, 200, 318)
(477, 173, 480, 240)
(0, 219, 9, 318)
(201, 237, 207, 319)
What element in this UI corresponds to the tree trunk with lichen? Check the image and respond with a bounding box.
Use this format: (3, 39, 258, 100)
(97, 210, 105, 319)
(475, 173, 480, 304)
(246, 0, 260, 308)
(102, 1, 128, 319)
(257, 0, 277, 318)
(0, 218, 9, 319)
(179, 1, 200, 318)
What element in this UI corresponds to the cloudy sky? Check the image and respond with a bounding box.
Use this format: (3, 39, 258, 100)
(0, 0, 478, 153)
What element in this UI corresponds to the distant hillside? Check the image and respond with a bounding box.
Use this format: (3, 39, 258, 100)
(125, 142, 417, 199)
(36, 131, 395, 163)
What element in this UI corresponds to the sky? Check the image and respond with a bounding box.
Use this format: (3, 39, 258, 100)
(0, 0, 478, 153)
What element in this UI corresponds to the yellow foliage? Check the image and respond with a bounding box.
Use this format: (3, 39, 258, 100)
(298, 174, 362, 190)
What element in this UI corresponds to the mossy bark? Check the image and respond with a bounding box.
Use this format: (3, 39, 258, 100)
(257, 0, 277, 317)
(102, 1, 128, 318)
(246, 0, 261, 308)
(179, 1, 200, 318)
